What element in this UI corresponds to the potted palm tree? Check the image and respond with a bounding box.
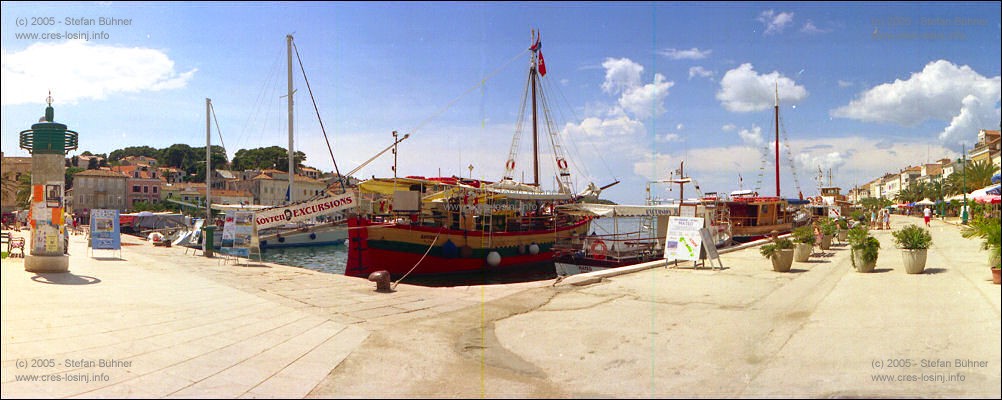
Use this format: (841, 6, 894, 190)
(848, 226, 880, 273)
(760, 237, 795, 272)
(819, 218, 837, 250)
(791, 225, 814, 262)
(961, 217, 1001, 284)
(892, 224, 932, 274)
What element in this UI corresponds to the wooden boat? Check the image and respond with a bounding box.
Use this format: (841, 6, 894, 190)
(345, 31, 600, 279)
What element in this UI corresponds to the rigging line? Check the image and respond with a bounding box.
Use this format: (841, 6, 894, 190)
(238, 46, 284, 153)
(293, 41, 346, 193)
(208, 101, 227, 164)
(408, 48, 529, 135)
(544, 67, 613, 182)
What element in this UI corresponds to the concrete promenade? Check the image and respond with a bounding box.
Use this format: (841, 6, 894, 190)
(2, 213, 999, 398)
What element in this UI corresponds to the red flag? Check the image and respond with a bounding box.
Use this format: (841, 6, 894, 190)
(538, 51, 547, 76)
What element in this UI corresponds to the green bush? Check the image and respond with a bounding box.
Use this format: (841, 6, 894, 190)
(892, 224, 932, 250)
(820, 219, 838, 236)
(792, 225, 815, 245)
(760, 238, 794, 258)
(847, 226, 869, 247)
(851, 235, 881, 269)
(836, 218, 850, 230)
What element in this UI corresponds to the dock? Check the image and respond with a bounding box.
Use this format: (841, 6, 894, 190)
(2, 214, 999, 398)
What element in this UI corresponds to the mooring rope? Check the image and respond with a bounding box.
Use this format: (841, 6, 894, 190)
(392, 228, 443, 290)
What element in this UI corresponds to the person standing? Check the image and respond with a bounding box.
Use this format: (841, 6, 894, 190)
(923, 206, 931, 227)
(883, 208, 891, 230)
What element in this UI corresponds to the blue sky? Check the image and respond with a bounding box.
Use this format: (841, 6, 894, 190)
(2, 1, 1000, 204)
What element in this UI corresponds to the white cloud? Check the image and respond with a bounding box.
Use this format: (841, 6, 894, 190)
(688, 66, 714, 80)
(656, 133, 683, 143)
(659, 47, 712, 60)
(830, 60, 1001, 145)
(801, 20, 830, 34)
(722, 124, 736, 132)
(676, 123, 684, 131)
(758, 10, 794, 35)
(562, 115, 645, 138)
(601, 58, 644, 94)
(738, 125, 765, 147)
(837, 80, 854, 88)
(1, 40, 196, 105)
(619, 73, 674, 119)
(716, 63, 808, 112)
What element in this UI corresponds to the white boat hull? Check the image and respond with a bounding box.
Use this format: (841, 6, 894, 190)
(258, 225, 347, 248)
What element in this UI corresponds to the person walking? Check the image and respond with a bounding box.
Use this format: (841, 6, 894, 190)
(923, 206, 931, 227)
(870, 208, 877, 229)
(883, 208, 891, 230)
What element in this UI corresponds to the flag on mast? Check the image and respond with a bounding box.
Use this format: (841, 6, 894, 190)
(531, 33, 547, 76)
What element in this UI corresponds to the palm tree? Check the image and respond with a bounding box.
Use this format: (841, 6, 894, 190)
(963, 160, 999, 191)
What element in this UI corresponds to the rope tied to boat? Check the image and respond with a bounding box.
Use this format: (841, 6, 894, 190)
(392, 227, 444, 290)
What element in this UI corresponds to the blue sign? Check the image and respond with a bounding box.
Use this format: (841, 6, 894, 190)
(90, 209, 121, 250)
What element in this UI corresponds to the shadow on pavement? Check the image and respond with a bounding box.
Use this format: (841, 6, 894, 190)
(31, 273, 101, 285)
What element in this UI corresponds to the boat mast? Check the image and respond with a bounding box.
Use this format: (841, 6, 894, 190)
(531, 30, 539, 187)
(774, 82, 780, 198)
(287, 34, 295, 204)
(206, 98, 212, 221)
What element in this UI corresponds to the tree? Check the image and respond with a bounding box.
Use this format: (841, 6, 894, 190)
(87, 157, 98, 170)
(230, 146, 304, 172)
(14, 172, 31, 209)
(963, 160, 998, 191)
(190, 145, 229, 182)
(65, 167, 85, 190)
(109, 146, 159, 164)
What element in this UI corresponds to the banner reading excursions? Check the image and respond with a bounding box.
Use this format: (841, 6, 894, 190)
(254, 193, 356, 230)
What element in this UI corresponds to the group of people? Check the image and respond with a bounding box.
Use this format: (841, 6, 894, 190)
(869, 208, 892, 230)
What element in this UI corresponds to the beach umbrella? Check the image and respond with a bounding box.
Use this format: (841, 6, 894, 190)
(915, 198, 935, 206)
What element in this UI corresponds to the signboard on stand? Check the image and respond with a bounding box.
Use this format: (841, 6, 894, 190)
(664, 216, 704, 262)
(90, 209, 121, 251)
(222, 210, 255, 258)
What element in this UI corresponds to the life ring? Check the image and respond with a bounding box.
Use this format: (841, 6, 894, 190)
(590, 239, 608, 260)
(505, 159, 516, 170)
(556, 158, 568, 169)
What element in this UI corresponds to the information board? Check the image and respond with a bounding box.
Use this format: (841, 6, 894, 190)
(664, 216, 704, 261)
(90, 209, 121, 250)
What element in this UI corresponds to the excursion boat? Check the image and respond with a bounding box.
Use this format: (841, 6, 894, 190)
(346, 177, 592, 278)
(345, 31, 604, 279)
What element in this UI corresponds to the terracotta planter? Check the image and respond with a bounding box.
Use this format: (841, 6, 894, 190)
(819, 235, 833, 250)
(992, 268, 1000, 285)
(901, 248, 928, 274)
(770, 249, 794, 272)
(793, 243, 812, 262)
(852, 250, 876, 273)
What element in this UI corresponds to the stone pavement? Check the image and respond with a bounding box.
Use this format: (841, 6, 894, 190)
(2, 213, 999, 398)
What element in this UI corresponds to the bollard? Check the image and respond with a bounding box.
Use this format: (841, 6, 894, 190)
(368, 270, 393, 293)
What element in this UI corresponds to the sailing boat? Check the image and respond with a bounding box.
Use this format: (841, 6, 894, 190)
(724, 84, 805, 243)
(345, 31, 594, 279)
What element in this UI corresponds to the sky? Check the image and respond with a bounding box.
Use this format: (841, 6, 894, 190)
(2, 1, 1000, 204)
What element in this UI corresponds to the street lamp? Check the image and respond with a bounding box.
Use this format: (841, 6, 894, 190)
(468, 164, 474, 179)
(961, 143, 969, 225)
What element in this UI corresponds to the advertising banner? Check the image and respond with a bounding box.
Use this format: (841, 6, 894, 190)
(255, 193, 355, 230)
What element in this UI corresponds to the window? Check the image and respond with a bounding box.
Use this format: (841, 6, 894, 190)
(133, 185, 141, 193)
(153, 187, 158, 194)
(144, 186, 149, 193)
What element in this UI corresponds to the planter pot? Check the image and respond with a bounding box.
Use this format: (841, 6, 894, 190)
(793, 243, 812, 262)
(901, 249, 928, 274)
(837, 229, 849, 243)
(992, 269, 1000, 285)
(819, 235, 833, 250)
(852, 249, 876, 273)
(770, 249, 794, 272)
